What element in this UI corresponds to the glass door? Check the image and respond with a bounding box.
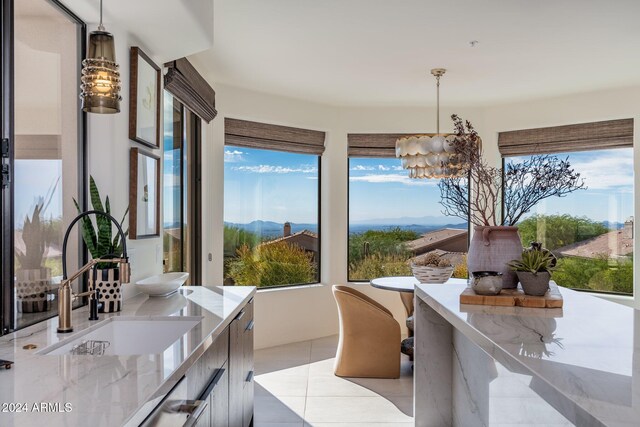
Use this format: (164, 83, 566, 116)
(1, 0, 86, 335)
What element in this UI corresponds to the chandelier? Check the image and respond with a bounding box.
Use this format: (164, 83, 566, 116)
(395, 69, 465, 179)
(80, 0, 122, 114)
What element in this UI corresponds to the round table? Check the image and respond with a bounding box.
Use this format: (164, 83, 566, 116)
(370, 276, 467, 292)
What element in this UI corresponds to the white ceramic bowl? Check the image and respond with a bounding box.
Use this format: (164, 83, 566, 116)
(136, 272, 189, 297)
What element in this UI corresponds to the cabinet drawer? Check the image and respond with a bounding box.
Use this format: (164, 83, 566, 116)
(141, 375, 209, 427)
(187, 328, 229, 399)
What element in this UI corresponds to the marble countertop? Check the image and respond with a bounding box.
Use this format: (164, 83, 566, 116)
(0, 285, 255, 427)
(416, 283, 639, 426)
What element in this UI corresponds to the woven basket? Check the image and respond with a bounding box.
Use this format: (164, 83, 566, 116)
(411, 264, 454, 284)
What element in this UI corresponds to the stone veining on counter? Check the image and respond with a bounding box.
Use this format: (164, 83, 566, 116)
(0, 285, 255, 427)
(415, 282, 638, 426)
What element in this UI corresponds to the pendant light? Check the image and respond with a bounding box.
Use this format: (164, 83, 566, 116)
(395, 69, 464, 179)
(80, 0, 122, 114)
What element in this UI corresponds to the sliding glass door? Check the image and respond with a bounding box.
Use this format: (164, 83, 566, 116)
(0, 0, 85, 335)
(163, 91, 202, 284)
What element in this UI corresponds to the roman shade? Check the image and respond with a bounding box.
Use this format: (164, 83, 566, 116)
(498, 118, 634, 156)
(225, 118, 326, 155)
(164, 58, 217, 123)
(348, 133, 422, 158)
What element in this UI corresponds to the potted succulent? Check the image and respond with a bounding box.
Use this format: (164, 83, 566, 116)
(411, 252, 454, 284)
(73, 176, 128, 313)
(14, 180, 58, 313)
(508, 248, 556, 296)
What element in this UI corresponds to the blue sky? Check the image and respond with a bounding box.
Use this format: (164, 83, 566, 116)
(14, 160, 63, 228)
(224, 146, 319, 224)
(218, 146, 634, 226)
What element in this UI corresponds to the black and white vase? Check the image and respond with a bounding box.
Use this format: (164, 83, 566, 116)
(89, 267, 122, 313)
(15, 267, 52, 313)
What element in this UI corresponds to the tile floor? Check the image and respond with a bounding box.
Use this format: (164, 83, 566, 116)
(254, 335, 414, 427)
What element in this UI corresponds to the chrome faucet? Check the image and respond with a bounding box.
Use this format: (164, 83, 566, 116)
(58, 210, 130, 333)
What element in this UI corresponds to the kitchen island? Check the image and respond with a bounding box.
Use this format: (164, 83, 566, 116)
(415, 282, 638, 427)
(0, 285, 255, 427)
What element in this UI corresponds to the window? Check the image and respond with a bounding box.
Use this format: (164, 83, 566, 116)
(348, 156, 469, 282)
(1, 0, 85, 334)
(223, 119, 324, 288)
(504, 148, 634, 295)
(223, 145, 321, 288)
(162, 91, 202, 284)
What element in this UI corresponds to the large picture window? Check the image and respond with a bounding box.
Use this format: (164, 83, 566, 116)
(348, 157, 468, 282)
(224, 146, 321, 288)
(504, 148, 634, 295)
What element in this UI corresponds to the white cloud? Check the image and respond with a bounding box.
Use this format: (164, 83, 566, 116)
(224, 149, 245, 163)
(349, 173, 438, 186)
(350, 165, 375, 171)
(233, 164, 318, 174)
(378, 165, 390, 171)
(568, 152, 633, 191)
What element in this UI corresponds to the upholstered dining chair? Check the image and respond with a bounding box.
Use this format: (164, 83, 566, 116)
(332, 285, 401, 379)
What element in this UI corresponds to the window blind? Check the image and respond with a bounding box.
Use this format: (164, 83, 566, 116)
(164, 58, 217, 123)
(348, 133, 424, 158)
(225, 118, 325, 155)
(498, 118, 633, 156)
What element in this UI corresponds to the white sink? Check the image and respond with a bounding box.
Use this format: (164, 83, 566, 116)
(137, 272, 189, 296)
(39, 316, 202, 356)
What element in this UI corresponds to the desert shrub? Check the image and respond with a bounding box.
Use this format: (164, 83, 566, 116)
(348, 228, 418, 264)
(224, 226, 260, 257)
(552, 255, 633, 295)
(452, 256, 468, 279)
(227, 242, 316, 287)
(348, 253, 412, 281)
(517, 214, 609, 250)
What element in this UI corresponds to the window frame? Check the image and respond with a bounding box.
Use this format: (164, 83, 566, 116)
(500, 149, 634, 296)
(0, 0, 87, 335)
(346, 156, 471, 283)
(223, 145, 322, 289)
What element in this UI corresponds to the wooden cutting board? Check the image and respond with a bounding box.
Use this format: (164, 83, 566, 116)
(460, 281, 563, 308)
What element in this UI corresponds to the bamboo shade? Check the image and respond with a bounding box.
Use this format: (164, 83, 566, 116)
(225, 118, 325, 155)
(498, 118, 633, 156)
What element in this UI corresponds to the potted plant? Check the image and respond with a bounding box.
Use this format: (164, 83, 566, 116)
(14, 180, 58, 313)
(410, 252, 454, 284)
(508, 249, 556, 296)
(73, 176, 128, 313)
(439, 115, 585, 289)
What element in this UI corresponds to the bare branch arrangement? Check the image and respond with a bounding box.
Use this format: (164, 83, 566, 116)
(438, 115, 586, 227)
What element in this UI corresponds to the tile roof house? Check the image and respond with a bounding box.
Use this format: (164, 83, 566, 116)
(259, 222, 319, 261)
(555, 218, 634, 259)
(405, 228, 468, 255)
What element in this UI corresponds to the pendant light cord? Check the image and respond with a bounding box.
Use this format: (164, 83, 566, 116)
(98, 0, 104, 31)
(436, 74, 440, 134)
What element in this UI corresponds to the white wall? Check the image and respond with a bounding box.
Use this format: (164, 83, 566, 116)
(85, 23, 164, 298)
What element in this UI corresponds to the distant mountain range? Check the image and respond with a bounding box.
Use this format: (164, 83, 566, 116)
(351, 215, 463, 227)
(224, 220, 318, 238)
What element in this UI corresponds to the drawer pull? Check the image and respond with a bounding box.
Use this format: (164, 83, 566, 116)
(246, 370, 254, 383)
(199, 368, 226, 400)
(245, 320, 254, 331)
(234, 309, 245, 321)
(248, 297, 254, 304)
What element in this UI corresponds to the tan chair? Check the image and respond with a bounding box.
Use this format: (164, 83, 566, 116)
(332, 285, 401, 379)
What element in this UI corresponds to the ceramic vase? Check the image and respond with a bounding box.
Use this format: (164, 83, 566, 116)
(467, 226, 523, 289)
(517, 271, 550, 296)
(15, 267, 52, 313)
(89, 267, 122, 313)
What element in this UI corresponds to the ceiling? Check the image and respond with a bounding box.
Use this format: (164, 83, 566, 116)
(190, 0, 640, 107)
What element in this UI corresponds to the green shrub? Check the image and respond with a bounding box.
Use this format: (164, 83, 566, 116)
(349, 227, 418, 264)
(552, 255, 633, 295)
(224, 226, 260, 258)
(348, 253, 412, 281)
(517, 214, 609, 250)
(227, 242, 316, 287)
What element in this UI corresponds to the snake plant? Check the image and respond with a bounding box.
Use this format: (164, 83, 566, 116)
(73, 176, 128, 268)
